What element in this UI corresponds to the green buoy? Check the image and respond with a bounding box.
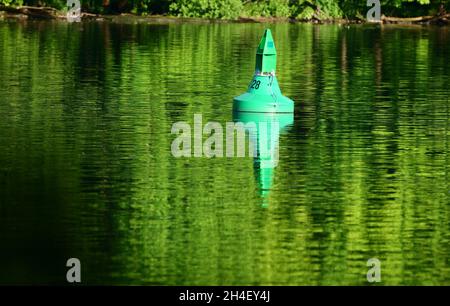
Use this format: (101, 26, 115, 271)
(234, 29, 294, 113)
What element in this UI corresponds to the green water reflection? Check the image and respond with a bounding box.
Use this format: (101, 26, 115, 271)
(0, 21, 449, 285)
(233, 112, 294, 208)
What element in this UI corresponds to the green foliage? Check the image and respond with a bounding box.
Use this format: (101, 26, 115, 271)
(0, 0, 23, 6)
(243, 0, 290, 18)
(0, 0, 449, 19)
(296, 6, 314, 19)
(169, 0, 243, 19)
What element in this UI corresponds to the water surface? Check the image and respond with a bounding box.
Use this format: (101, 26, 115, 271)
(0, 20, 449, 285)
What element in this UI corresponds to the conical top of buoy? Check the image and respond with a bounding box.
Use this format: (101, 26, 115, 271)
(255, 29, 277, 75)
(233, 29, 294, 113)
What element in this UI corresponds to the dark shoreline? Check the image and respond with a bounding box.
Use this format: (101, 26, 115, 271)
(0, 5, 449, 25)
